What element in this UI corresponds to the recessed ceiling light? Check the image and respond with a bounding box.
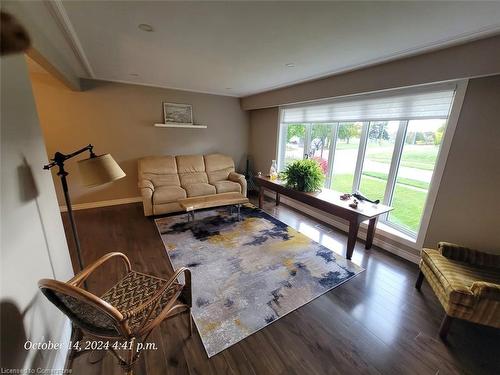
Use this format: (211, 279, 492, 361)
(138, 24, 154, 32)
(129, 73, 139, 77)
(285, 63, 295, 68)
(225, 87, 232, 90)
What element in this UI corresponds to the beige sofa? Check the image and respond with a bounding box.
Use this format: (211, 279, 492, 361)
(138, 154, 247, 216)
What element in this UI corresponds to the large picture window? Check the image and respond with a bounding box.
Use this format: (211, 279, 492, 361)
(277, 84, 457, 237)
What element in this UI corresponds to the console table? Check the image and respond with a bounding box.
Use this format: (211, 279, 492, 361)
(254, 176, 393, 260)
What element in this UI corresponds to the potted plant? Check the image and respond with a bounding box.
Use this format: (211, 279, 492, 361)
(282, 159, 325, 192)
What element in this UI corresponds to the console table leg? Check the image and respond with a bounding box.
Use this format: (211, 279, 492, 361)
(365, 217, 378, 249)
(346, 220, 360, 260)
(258, 186, 264, 208)
(276, 192, 280, 206)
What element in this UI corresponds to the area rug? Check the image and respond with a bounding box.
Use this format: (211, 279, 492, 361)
(155, 204, 363, 357)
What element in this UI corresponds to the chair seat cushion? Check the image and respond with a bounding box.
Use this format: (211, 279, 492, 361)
(101, 271, 183, 332)
(184, 183, 216, 197)
(153, 186, 186, 204)
(422, 248, 500, 308)
(212, 180, 241, 194)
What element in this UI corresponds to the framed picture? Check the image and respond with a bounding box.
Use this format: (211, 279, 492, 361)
(163, 102, 193, 125)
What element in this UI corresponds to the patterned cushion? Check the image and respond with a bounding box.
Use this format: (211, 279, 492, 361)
(101, 271, 183, 332)
(438, 242, 500, 268)
(53, 291, 118, 334)
(421, 248, 500, 327)
(422, 249, 500, 307)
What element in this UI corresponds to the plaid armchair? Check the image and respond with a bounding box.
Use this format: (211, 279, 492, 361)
(415, 242, 500, 339)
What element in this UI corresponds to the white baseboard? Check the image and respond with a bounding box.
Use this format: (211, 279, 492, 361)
(263, 191, 420, 264)
(59, 196, 142, 212)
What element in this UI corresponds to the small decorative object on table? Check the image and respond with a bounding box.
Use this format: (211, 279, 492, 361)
(269, 160, 278, 180)
(349, 199, 359, 209)
(353, 191, 380, 205)
(340, 193, 352, 201)
(282, 159, 325, 192)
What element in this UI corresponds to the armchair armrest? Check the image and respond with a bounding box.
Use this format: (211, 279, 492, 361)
(438, 242, 500, 268)
(228, 172, 247, 196)
(68, 252, 132, 287)
(470, 281, 500, 301)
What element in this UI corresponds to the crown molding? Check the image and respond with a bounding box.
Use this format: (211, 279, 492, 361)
(43, 0, 95, 78)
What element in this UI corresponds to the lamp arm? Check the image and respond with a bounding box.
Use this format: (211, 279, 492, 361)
(43, 144, 95, 170)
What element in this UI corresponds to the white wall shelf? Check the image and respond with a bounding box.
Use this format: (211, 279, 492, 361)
(154, 123, 207, 129)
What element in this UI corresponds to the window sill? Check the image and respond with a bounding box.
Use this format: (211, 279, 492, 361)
(369, 221, 417, 246)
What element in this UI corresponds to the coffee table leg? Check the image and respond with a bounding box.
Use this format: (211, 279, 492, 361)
(258, 186, 264, 208)
(365, 217, 378, 249)
(346, 220, 361, 260)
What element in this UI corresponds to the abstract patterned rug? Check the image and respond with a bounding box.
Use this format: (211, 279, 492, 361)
(155, 204, 363, 357)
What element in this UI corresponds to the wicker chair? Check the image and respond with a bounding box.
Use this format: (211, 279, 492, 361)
(38, 252, 192, 374)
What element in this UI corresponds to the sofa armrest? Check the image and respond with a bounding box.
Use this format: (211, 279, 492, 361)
(139, 179, 154, 191)
(470, 281, 500, 301)
(438, 242, 500, 268)
(228, 172, 247, 197)
(138, 179, 154, 216)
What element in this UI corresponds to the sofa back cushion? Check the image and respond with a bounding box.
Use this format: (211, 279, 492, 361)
(138, 156, 180, 187)
(204, 154, 235, 183)
(176, 155, 208, 186)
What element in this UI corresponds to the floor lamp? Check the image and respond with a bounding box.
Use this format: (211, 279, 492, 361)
(44, 144, 126, 287)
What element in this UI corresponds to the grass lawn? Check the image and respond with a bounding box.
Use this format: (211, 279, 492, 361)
(368, 144, 439, 171)
(331, 174, 427, 233)
(335, 141, 360, 150)
(362, 171, 429, 190)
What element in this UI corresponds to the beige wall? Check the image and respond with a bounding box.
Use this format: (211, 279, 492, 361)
(30, 75, 249, 206)
(241, 35, 500, 110)
(1, 55, 74, 370)
(248, 107, 279, 175)
(424, 75, 500, 253)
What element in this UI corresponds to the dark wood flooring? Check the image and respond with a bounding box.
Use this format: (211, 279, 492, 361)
(63, 197, 500, 375)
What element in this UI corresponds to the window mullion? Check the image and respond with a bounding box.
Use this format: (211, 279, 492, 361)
(304, 123, 312, 159)
(381, 120, 408, 221)
(352, 122, 369, 192)
(325, 123, 338, 187)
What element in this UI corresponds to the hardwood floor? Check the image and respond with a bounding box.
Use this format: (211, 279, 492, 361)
(63, 197, 500, 375)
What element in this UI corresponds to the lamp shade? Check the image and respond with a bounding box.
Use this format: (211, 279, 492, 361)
(77, 154, 126, 187)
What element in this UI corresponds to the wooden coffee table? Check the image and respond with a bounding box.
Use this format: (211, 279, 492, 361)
(254, 176, 393, 260)
(179, 192, 249, 222)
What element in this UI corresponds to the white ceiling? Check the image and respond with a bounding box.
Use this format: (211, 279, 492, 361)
(51, 1, 500, 97)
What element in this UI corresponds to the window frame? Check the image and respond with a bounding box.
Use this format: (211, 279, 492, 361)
(276, 80, 468, 243)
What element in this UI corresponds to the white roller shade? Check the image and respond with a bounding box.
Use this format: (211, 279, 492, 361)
(282, 85, 456, 123)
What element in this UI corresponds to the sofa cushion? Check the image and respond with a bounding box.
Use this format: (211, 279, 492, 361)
(176, 155, 209, 187)
(212, 180, 241, 194)
(184, 183, 216, 198)
(176, 155, 205, 173)
(204, 154, 235, 183)
(150, 174, 180, 188)
(153, 186, 186, 205)
(421, 248, 500, 308)
(139, 156, 180, 187)
(139, 156, 178, 176)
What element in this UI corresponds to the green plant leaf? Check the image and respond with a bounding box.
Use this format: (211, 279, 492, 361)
(282, 159, 325, 192)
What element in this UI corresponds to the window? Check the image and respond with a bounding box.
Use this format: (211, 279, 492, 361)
(277, 84, 457, 237)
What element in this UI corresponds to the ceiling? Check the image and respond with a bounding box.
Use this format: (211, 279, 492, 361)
(44, 1, 500, 97)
